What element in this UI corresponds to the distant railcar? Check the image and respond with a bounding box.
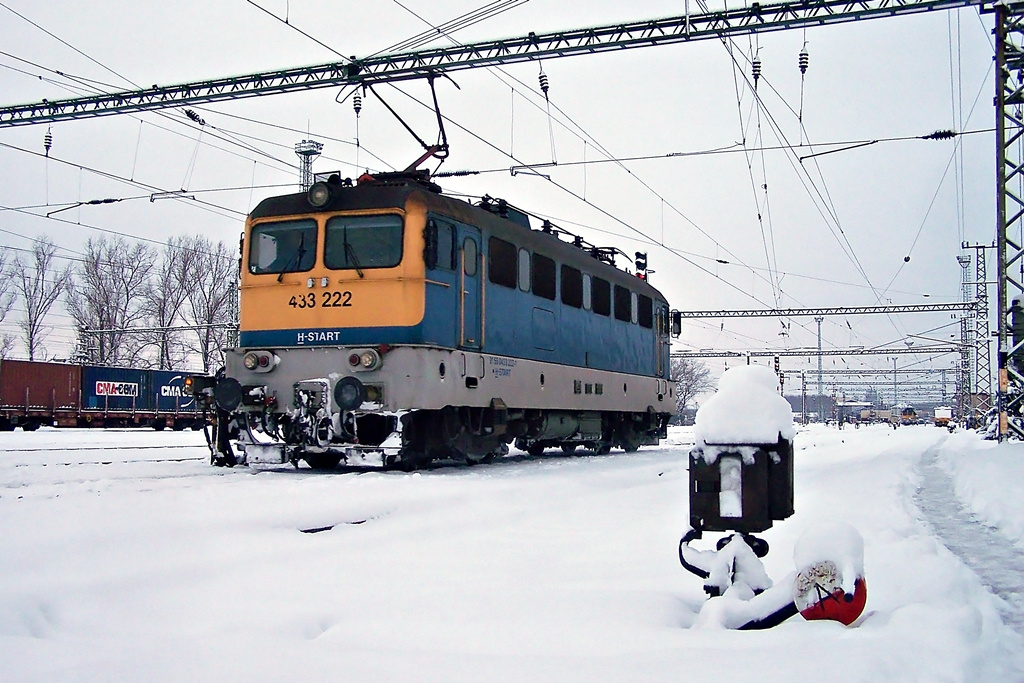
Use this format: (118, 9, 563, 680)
(0, 360, 203, 431)
(900, 406, 918, 425)
(195, 171, 675, 469)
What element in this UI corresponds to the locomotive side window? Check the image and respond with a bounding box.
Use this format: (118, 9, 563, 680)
(582, 274, 592, 310)
(631, 292, 639, 324)
(518, 248, 531, 292)
(638, 294, 654, 329)
(561, 265, 583, 308)
(325, 214, 404, 270)
(614, 285, 632, 322)
(592, 277, 610, 316)
(463, 237, 478, 276)
(488, 237, 518, 288)
(249, 219, 318, 275)
(532, 253, 556, 300)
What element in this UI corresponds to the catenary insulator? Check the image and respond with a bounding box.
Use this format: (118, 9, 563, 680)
(353, 92, 362, 117)
(43, 127, 52, 156)
(799, 47, 809, 75)
(539, 69, 550, 98)
(752, 55, 762, 87)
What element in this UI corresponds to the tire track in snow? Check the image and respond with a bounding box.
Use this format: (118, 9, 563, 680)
(915, 439, 1024, 634)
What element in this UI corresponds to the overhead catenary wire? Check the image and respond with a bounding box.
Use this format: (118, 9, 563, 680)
(6, 5, 983, 370)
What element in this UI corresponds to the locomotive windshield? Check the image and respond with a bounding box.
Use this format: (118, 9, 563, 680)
(325, 214, 404, 271)
(249, 219, 317, 274)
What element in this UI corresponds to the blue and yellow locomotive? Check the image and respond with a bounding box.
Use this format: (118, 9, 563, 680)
(196, 171, 675, 469)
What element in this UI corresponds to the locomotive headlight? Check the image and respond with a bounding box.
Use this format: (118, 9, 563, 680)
(242, 350, 277, 373)
(360, 350, 379, 369)
(307, 181, 331, 208)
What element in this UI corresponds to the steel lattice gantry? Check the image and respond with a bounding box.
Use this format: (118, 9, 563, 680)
(675, 302, 975, 318)
(0, 0, 980, 126)
(995, 1, 1024, 438)
(671, 345, 960, 358)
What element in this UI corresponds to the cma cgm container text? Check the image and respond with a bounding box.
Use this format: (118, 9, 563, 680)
(81, 366, 153, 413)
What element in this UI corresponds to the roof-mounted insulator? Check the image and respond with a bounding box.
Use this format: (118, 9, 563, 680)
(353, 92, 362, 117)
(43, 127, 52, 157)
(798, 47, 809, 76)
(752, 55, 762, 89)
(539, 69, 550, 100)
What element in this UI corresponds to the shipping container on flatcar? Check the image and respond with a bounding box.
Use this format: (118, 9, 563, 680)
(151, 369, 203, 430)
(80, 366, 154, 427)
(0, 359, 81, 430)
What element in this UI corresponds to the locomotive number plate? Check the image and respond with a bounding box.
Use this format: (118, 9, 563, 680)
(288, 291, 353, 309)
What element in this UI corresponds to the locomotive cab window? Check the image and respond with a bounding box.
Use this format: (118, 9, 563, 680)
(249, 219, 317, 275)
(488, 237, 517, 288)
(325, 214, 403, 270)
(614, 285, 632, 322)
(532, 253, 556, 300)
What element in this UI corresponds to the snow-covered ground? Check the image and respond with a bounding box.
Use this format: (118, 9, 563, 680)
(2, 424, 1023, 681)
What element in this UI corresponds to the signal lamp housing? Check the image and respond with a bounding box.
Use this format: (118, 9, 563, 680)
(242, 350, 277, 373)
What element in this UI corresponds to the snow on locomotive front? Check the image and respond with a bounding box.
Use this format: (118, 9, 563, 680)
(192, 171, 674, 469)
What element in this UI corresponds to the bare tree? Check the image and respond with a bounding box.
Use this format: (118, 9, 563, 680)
(672, 357, 715, 416)
(0, 251, 16, 358)
(182, 236, 237, 372)
(13, 237, 72, 361)
(66, 237, 155, 366)
(142, 236, 191, 369)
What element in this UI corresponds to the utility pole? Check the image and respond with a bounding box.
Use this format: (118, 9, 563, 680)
(963, 242, 994, 413)
(892, 356, 898, 408)
(958, 254, 973, 421)
(994, 2, 1024, 440)
(801, 370, 807, 425)
(815, 316, 824, 423)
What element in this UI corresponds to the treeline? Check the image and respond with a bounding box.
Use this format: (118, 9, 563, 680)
(0, 235, 237, 372)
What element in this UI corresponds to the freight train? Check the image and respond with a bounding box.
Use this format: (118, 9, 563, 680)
(0, 359, 204, 431)
(192, 170, 677, 469)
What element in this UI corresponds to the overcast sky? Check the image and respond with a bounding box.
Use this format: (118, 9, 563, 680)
(0, 0, 997, 397)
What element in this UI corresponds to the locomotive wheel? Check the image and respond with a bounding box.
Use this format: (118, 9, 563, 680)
(527, 443, 546, 457)
(561, 444, 577, 455)
(592, 442, 612, 455)
(304, 453, 342, 471)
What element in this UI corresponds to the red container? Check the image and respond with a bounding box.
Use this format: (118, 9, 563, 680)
(0, 360, 81, 411)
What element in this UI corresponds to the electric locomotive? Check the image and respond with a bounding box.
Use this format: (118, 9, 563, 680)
(194, 170, 675, 469)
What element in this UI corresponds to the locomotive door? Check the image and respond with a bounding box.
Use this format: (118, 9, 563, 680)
(656, 306, 669, 377)
(459, 227, 482, 349)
